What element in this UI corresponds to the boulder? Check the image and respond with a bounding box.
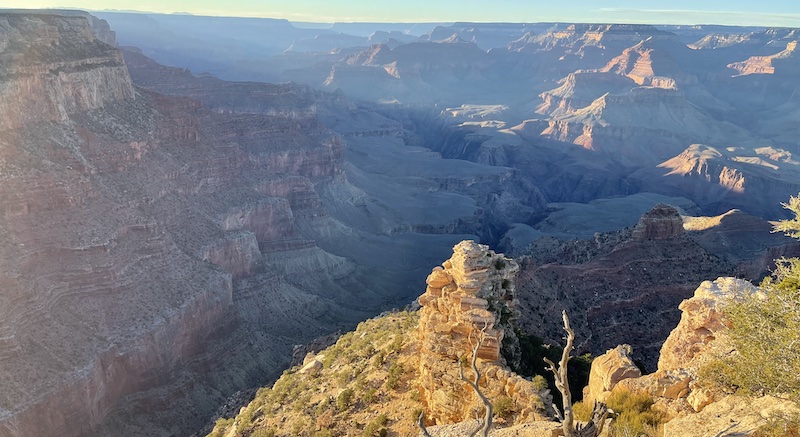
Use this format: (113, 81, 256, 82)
(583, 344, 642, 406)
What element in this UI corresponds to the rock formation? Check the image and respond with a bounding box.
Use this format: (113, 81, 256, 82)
(587, 278, 763, 417)
(582, 344, 641, 407)
(416, 241, 550, 425)
(631, 204, 685, 240)
(0, 13, 134, 131)
(513, 204, 797, 371)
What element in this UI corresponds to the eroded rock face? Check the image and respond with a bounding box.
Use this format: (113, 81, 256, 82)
(582, 344, 641, 406)
(658, 277, 759, 373)
(417, 241, 550, 425)
(0, 12, 371, 436)
(0, 13, 134, 131)
(663, 395, 800, 437)
(605, 278, 763, 416)
(632, 204, 685, 240)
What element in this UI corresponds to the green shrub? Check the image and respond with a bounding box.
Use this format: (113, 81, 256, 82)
(605, 389, 664, 437)
(410, 408, 424, 422)
(208, 417, 233, 437)
(493, 396, 516, 419)
(363, 387, 378, 404)
(385, 361, 404, 390)
(571, 400, 592, 422)
(337, 388, 355, 412)
(251, 428, 277, 437)
(754, 412, 800, 437)
(363, 414, 389, 437)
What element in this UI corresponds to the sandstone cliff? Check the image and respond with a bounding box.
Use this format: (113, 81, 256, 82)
(417, 241, 551, 426)
(0, 13, 133, 131)
(583, 277, 800, 436)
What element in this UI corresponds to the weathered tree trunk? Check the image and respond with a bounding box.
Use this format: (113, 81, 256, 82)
(545, 310, 608, 437)
(417, 412, 432, 437)
(574, 401, 609, 437)
(460, 327, 493, 437)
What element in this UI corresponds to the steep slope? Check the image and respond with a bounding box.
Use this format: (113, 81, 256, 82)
(514, 205, 798, 371)
(210, 242, 555, 437)
(630, 144, 800, 217)
(0, 12, 388, 436)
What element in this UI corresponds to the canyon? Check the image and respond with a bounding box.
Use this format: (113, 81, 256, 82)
(1, 9, 800, 437)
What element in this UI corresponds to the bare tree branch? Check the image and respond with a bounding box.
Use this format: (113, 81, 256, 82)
(545, 310, 576, 437)
(417, 411, 432, 437)
(459, 322, 493, 437)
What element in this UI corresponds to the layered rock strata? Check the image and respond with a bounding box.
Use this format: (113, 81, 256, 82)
(417, 241, 550, 426)
(0, 11, 366, 437)
(586, 278, 762, 417)
(0, 13, 134, 131)
(514, 204, 797, 371)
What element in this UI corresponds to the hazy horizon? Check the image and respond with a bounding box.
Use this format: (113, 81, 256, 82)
(3, 1, 800, 27)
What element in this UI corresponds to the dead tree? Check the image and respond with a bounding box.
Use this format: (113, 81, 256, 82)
(417, 325, 494, 437)
(459, 326, 493, 437)
(544, 310, 609, 437)
(417, 412, 432, 437)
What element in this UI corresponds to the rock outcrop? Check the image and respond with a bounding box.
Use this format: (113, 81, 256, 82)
(0, 13, 134, 131)
(657, 277, 758, 373)
(582, 344, 641, 407)
(600, 278, 762, 416)
(662, 395, 800, 437)
(631, 204, 685, 240)
(417, 241, 551, 426)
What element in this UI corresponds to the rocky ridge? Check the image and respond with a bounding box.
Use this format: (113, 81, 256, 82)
(416, 241, 550, 426)
(583, 277, 800, 436)
(0, 13, 133, 131)
(513, 204, 798, 371)
(210, 241, 559, 436)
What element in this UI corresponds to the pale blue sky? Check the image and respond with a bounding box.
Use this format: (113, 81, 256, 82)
(5, 0, 800, 26)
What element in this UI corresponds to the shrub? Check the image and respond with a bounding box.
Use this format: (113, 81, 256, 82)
(208, 417, 233, 437)
(605, 389, 664, 437)
(493, 396, 516, 419)
(363, 414, 389, 437)
(363, 387, 378, 404)
(251, 428, 277, 437)
(336, 388, 355, 412)
(571, 400, 592, 422)
(754, 412, 800, 437)
(701, 196, 800, 401)
(410, 407, 424, 422)
(385, 361, 404, 390)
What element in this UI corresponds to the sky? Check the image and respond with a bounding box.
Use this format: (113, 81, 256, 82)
(4, 0, 800, 26)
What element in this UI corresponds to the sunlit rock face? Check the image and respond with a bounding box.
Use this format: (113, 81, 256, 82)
(416, 241, 551, 426)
